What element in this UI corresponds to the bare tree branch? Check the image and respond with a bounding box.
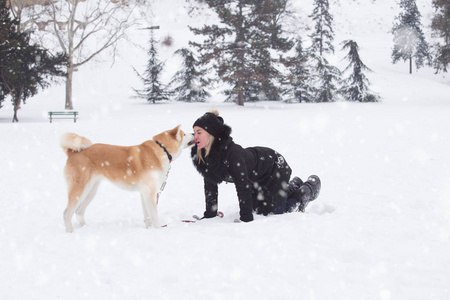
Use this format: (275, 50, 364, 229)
(12, 0, 152, 109)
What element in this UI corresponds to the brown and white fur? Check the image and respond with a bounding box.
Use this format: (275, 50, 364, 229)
(61, 125, 194, 232)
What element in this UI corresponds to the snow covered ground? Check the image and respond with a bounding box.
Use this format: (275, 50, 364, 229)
(1, 0, 449, 299)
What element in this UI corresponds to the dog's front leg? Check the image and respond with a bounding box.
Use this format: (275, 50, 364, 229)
(141, 194, 151, 228)
(141, 188, 159, 229)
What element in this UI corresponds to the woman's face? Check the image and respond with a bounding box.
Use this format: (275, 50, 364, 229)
(193, 126, 211, 149)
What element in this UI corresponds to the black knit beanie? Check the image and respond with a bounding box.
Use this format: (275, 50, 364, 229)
(193, 109, 224, 137)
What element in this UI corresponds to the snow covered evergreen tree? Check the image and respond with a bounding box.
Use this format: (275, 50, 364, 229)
(339, 40, 379, 102)
(431, 0, 450, 73)
(283, 37, 314, 102)
(133, 31, 170, 104)
(307, 0, 340, 102)
(310, 55, 341, 103)
(391, 0, 431, 73)
(169, 48, 210, 102)
(189, 0, 293, 105)
(308, 0, 335, 56)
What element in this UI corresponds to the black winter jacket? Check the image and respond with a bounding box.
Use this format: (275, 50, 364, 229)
(191, 125, 292, 222)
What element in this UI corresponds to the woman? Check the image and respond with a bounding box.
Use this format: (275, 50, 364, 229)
(191, 109, 321, 222)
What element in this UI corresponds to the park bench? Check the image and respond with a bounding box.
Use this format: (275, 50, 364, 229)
(48, 111, 78, 123)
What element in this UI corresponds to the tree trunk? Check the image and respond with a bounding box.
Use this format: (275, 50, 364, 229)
(65, 5, 75, 111)
(237, 77, 244, 106)
(237, 91, 244, 106)
(235, 45, 244, 106)
(65, 66, 73, 110)
(409, 56, 412, 74)
(235, 4, 245, 107)
(12, 90, 22, 123)
(12, 105, 19, 122)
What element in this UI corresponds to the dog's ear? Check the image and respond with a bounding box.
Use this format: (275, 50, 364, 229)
(169, 124, 182, 141)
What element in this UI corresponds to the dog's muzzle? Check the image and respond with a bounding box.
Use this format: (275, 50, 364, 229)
(187, 134, 195, 146)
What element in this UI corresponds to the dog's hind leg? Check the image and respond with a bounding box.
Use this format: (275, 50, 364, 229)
(64, 187, 84, 233)
(64, 206, 76, 233)
(64, 168, 92, 233)
(76, 179, 101, 227)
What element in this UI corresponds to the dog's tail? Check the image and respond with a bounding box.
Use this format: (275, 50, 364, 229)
(61, 133, 92, 155)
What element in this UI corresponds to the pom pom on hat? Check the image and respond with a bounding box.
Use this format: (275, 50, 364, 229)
(209, 108, 219, 116)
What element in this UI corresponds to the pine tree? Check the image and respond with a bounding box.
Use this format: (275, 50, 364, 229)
(190, 0, 293, 105)
(0, 1, 66, 122)
(392, 0, 431, 73)
(306, 0, 340, 102)
(284, 38, 314, 102)
(431, 0, 450, 73)
(169, 48, 210, 102)
(0, 1, 16, 111)
(310, 55, 341, 103)
(133, 31, 170, 103)
(309, 0, 335, 56)
(339, 40, 379, 103)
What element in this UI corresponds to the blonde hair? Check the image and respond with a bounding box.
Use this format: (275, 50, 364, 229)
(197, 135, 215, 164)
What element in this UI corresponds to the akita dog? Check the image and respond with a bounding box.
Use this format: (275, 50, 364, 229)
(61, 125, 194, 232)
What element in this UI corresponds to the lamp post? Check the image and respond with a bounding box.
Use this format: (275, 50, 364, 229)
(139, 25, 160, 42)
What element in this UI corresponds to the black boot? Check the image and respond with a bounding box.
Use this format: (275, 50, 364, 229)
(287, 176, 303, 195)
(302, 175, 321, 202)
(291, 175, 321, 212)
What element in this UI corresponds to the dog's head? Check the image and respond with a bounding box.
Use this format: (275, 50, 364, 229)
(179, 126, 195, 149)
(153, 125, 195, 161)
